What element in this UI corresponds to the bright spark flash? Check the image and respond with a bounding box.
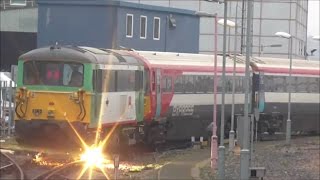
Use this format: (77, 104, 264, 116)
(80, 144, 106, 168)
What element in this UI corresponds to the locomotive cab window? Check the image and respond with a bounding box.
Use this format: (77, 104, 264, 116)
(23, 61, 84, 87)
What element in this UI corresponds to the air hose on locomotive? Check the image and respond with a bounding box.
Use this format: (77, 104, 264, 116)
(73, 89, 86, 121)
(15, 88, 29, 119)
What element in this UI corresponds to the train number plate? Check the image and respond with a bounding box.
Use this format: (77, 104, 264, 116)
(172, 105, 194, 117)
(32, 109, 42, 116)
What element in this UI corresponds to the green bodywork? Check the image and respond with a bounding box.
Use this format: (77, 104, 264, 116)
(17, 60, 144, 129)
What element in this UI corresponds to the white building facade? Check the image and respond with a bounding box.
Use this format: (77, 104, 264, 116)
(121, 0, 309, 59)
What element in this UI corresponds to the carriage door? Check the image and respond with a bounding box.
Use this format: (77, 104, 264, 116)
(155, 69, 162, 117)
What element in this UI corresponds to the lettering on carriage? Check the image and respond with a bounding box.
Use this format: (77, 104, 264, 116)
(172, 105, 194, 116)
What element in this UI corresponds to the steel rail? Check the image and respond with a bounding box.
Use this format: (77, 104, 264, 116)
(0, 151, 25, 180)
(0, 163, 14, 170)
(31, 160, 83, 180)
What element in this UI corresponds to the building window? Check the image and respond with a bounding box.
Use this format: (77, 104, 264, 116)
(140, 16, 147, 39)
(10, 0, 26, 6)
(153, 17, 160, 40)
(126, 14, 133, 38)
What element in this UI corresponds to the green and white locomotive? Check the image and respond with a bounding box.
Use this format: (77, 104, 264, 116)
(14, 45, 145, 149)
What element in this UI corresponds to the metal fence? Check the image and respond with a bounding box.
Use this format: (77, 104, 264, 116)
(0, 80, 16, 137)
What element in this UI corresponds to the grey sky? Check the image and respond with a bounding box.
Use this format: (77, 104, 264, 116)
(308, 0, 319, 36)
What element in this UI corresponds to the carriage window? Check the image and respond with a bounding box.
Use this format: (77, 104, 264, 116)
(217, 76, 223, 93)
(23, 61, 84, 87)
(193, 76, 210, 93)
(195, 76, 204, 93)
(274, 76, 286, 92)
(162, 77, 172, 92)
(296, 77, 308, 92)
(117, 70, 135, 91)
(286, 76, 296, 92)
(205, 76, 214, 93)
(308, 77, 319, 93)
(174, 76, 184, 93)
(264, 75, 286, 92)
(235, 76, 245, 93)
(225, 76, 233, 93)
(185, 76, 195, 93)
(264, 76, 274, 92)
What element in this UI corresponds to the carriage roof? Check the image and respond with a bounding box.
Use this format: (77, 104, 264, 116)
(133, 50, 319, 75)
(245, 56, 320, 75)
(133, 51, 246, 68)
(19, 46, 144, 66)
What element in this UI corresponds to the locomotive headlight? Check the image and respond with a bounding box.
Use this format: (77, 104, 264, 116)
(47, 110, 55, 118)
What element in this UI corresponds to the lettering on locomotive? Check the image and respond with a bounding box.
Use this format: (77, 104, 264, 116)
(172, 105, 194, 116)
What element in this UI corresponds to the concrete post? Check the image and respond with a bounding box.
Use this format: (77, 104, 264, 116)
(229, 0, 239, 152)
(286, 37, 293, 145)
(240, 0, 253, 179)
(211, 14, 219, 171)
(218, 0, 228, 179)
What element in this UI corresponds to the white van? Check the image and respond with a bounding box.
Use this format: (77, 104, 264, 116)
(0, 72, 16, 123)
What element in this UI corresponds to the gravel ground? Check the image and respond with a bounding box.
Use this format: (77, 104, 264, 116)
(200, 136, 320, 180)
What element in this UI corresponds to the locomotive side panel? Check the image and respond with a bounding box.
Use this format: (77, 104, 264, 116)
(91, 66, 144, 128)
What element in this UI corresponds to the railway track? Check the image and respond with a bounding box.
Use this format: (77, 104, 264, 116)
(31, 161, 84, 180)
(0, 151, 25, 180)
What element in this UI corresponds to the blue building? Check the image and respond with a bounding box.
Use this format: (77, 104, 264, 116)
(37, 0, 200, 53)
